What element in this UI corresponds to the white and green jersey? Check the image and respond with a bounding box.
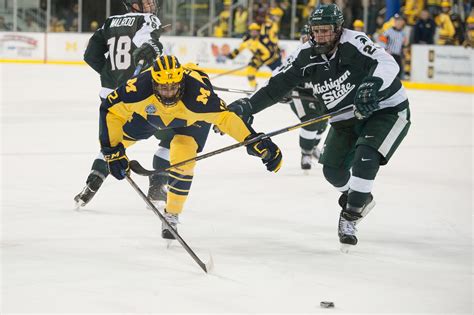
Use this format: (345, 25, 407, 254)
(250, 29, 408, 124)
(84, 12, 161, 98)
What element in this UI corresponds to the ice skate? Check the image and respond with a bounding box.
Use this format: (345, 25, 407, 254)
(74, 174, 104, 208)
(162, 210, 179, 243)
(338, 195, 376, 252)
(301, 153, 312, 171)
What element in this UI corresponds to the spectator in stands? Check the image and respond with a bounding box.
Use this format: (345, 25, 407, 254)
(214, 3, 230, 37)
(68, 17, 78, 32)
(426, 0, 441, 18)
(353, 19, 364, 31)
(462, 15, 474, 47)
(233, 5, 248, 38)
(278, 0, 292, 39)
(378, 14, 408, 78)
(413, 9, 436, 44)
(371, 14, 386, 39)
(50, 16, 65, 32)
(450, 13, 465, 45)
(90, 20, 99, 32)
(0, 16, 9, 31)
(435, 1, 456, 44)
(404, 0, 425, 26)
(24, 15, 41, 32)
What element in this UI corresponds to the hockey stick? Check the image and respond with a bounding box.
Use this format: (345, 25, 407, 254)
(210, 64, 249, 79)
(212, 85, 317, 102)
(129, 106, 354, 176)
(133, 60, 145, 77)
(126, 174, 212, 273)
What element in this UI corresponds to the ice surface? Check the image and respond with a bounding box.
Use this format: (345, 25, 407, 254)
(1, 64, 472, 314)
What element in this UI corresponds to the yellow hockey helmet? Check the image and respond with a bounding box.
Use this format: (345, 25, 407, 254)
(269, 7, 283, 17)
(151, 55, 185, 106)
(353, 19, 364, 28)
(441, 1, 451, 8)
(248, 23, 260, 31)
(466, 16, 474, 24)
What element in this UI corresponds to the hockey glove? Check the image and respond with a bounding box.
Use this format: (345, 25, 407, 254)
(246, 133, 283, 172)
(227, 98, 254, 126)
(227, 49, 239, 60)
(102, 143, 129, 180)
(133, 40, 163, 67)
(353, 76, 384, 120)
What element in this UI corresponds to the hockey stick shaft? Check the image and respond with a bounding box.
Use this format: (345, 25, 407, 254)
(126, 175, 209, 273)
(133, 60, 145, 77)
(210, 64, 248, 79)
(129, 106, 354, 176)
(212, 85, 316, 102)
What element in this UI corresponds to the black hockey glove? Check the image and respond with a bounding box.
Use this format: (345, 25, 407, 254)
(227, 98, 254, 126)
(246, 133, 283, 172)
(227, 49, 239, 60)
(353, 76, 384, 120)
(102, 143, 129, 180)
(133, 40, 163, 67)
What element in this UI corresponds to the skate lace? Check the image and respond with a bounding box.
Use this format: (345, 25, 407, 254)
(339, 217, 357, 235)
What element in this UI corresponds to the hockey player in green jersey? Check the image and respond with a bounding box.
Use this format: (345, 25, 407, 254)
(227, 4, 411, 249)
(99, 55, 282, 239)
(75, 0, 170, 208)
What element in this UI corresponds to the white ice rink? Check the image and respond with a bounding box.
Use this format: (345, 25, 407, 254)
(1, 63, 473, 314)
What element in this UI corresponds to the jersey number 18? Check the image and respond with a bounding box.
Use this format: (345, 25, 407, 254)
(107, 36, 132, 70)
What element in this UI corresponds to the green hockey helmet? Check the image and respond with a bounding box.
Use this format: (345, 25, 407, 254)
(122, 0, 159, 15)
(308, 4, 344, 54)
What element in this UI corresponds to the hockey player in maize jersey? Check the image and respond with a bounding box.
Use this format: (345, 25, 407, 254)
(100, 55, 282, 239)
(228, 4, 411, 249)
(283, 24, 328, 170)
(75, 0, 171, 208)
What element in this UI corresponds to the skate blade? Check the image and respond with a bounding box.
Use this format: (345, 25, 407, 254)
(205, 252, 215, 274)
(165, 239, 173, 249)
(340, 243, 355, 253)
(303, 169, 310, 176)
(73, 200, 85, 211)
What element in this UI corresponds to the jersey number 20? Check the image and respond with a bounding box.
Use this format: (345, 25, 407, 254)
(107, 36, 131, 70)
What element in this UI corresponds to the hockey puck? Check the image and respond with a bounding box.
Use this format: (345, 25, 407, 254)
(320, 301, 335, 308)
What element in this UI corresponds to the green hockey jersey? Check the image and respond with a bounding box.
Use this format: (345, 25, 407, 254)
(250, 29, 408, 123)
(84, 12, 161, 98)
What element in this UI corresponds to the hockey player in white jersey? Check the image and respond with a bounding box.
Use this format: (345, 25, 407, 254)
(227, 4, 411, 249)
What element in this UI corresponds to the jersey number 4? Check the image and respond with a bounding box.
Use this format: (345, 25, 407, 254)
(107, 36, 131, 70)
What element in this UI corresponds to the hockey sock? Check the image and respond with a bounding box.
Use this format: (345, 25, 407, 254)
(347, 145, 381, 208)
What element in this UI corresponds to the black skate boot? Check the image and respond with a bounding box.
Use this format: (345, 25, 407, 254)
(338, 194, 376, 251)
(161, 210, 179, 240)
(74, 173, 104, 208)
